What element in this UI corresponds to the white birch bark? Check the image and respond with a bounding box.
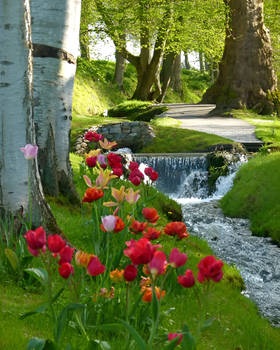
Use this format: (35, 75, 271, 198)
(0, 0, 56, 228)
(31, 0, 81, 200)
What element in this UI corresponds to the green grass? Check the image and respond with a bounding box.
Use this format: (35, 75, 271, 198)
(231, 109, 280, 149)
(220, 152, 280, 243)
(165, 69, 212, 104)
(140, 123, 234, 153)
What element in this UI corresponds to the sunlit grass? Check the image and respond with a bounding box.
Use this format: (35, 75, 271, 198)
(221, 152, 280, 243)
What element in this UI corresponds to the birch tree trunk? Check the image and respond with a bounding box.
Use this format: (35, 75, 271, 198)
(30, 0, 81, 202)
(202, 0, 277, 114)
(0, 0, 58, 231)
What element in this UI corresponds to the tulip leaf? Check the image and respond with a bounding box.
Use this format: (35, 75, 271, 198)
(25, 268, 48, 287)
(20, 303, 49, 320)
(151, 286, 159, 324)
(54, 303, 85, 344)
(51, 287, 65, 304)
(87, 323, 122, 332)
(201, 317, 215, 330)
(5, 248, 19, 271)
(26, 338, 46, 350)
(181, 325, 196, 350)
(118, 319, 148, 350)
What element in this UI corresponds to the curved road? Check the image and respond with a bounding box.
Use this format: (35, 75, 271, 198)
(161, 103, 262, 143)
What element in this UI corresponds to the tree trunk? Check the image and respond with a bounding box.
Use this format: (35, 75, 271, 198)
(30, 0, 81, 203)
(158, 52, 176, 103)
(131, 50, 164, 101)
(0, 0, 58, 232)
(112, 49, 126, 90)
(170, 53, 183, 96)
(184, 52, 191, 70)
(202, 0, 277, 114)
(80, 32, 90, 59)
(199, 52, 205, 72)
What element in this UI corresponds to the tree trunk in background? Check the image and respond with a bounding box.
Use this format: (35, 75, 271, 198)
(199, 52, 205, 72)
(0, 0, 58, 231)
(202, 0, 277, 114)
(112, 49, 126, 90)
(184, 52, 191, 70)
(80, 31, 90, 59)
(170, 53, 183, 96)
(31, 0, 81, 203)
(158, 52, 176, 102)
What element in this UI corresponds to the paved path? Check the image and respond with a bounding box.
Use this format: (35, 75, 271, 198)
(161, 103, 262, 143)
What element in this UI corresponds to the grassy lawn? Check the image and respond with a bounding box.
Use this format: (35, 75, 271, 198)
(219, 109, 280, 243)
(220, 151, 280, 243)
(230, 109, 280, 149)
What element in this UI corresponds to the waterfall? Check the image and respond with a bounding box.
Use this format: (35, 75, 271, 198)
(133, 153, 246, 201)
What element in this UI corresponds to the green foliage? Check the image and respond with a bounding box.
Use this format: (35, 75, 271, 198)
(108, 100, 152, 118)
(267, 89, 280, 117)
(72, 59, 137, 116)
(221, 152, 280, 243)
(264, 0, 280, 84)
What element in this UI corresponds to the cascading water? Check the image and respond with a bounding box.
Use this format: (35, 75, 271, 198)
(133, 153, 280, 327)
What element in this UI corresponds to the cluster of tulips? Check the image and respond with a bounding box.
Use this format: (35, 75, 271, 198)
(22, 135, 224, 348)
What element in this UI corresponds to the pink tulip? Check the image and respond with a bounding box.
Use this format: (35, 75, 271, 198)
(169, 248, 187, 268)
(148, 251, 167, 276)
(101, 215, 117, 232)
(87, 256, 105, 276)
(20, 144, 38, 160)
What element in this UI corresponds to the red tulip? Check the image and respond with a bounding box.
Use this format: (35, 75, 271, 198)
(168, 333, 183, 345)
(148, 251, 167, 276)
(197, 256, 224, 283)
(87, 256, 105, 276)
(25, 226, 46, 250)
(124, 237, 159, 265)
(142, 208, 159, 224)
(82, 187, 104, 203)
(149, 171, 158, 182)
(59, 262, 74, 279)
(114, 216, 125, 233)
(86, 156, 97, 168)
(129, 220, 147, 234)
(112, 167, 123, 177)
(169, 248, 187, 268)
(85, 131, 103, 142)
(144, 167, 153, 177)
(124, 264, 138, 282)
(178, 269, 195, 288)
(143, 227, 161, 240)
(164, 222, 189, 240)
(59, 245, 74, 264)
(129, 161, 139, 171)
(47, 234, 66, 253)
(107, 153, 122, 168)
(129, 176, 141, 186)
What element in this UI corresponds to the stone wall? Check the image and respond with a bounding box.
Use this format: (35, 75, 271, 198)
(74, 121, 155, 155)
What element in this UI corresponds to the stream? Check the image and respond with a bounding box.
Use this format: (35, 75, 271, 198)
(134, 154, 280, 327)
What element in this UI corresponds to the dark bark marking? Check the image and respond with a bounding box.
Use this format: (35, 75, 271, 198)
(0, 60, 14, 65)
(0, 83, 10, 87)
(4, 24, 11, 30)
(33, 43, 76, 64)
